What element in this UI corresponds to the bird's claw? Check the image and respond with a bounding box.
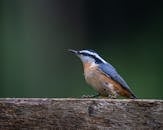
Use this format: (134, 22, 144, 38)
(81, 93, 100, 98)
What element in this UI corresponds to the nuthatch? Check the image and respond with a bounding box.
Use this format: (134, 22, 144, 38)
(68, 49, 137, 99)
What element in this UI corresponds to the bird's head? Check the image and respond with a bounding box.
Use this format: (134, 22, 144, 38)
(68, 49, 107, 64)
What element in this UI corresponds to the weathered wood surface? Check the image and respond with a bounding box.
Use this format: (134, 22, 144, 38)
(0, 98, 162, 129)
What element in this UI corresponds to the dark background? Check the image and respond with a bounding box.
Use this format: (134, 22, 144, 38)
(1, 0, 163, 99)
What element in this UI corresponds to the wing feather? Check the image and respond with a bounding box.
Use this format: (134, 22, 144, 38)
(99, 63, 131, 90)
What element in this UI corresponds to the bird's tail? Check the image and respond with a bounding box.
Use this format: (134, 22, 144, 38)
(130, 93, 137, 99)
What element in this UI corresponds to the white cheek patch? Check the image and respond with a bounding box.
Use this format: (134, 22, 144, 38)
(79, 55, 95, 63)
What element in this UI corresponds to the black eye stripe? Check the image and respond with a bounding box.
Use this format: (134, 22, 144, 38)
(80, 52, 93, 57)
(80, 52, 103, 63)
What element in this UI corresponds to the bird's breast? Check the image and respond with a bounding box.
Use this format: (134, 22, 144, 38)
(83, 63, 116, 96)
(83, 62, 131, 98)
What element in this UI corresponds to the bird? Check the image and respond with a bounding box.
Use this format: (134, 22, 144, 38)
(68, 49, 137, 99)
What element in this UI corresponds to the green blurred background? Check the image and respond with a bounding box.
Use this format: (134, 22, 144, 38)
(0, 0, 163, 99)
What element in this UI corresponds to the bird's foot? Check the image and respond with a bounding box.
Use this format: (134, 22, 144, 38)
(108, 94, 117, 99)
(81, 93, 100, 98)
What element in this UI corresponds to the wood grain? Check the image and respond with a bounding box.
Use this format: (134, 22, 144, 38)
(0, 98, 162, 129)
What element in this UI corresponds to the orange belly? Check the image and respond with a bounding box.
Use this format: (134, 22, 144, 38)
(83, 63, 132, 98)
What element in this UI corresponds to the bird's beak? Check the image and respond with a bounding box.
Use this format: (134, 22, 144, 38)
(68, 49, 78, 55)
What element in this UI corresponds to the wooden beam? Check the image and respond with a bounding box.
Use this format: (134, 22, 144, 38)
(0, 98, 162, 129)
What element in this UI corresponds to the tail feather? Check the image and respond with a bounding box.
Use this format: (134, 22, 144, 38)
(130, 93, 137, 99)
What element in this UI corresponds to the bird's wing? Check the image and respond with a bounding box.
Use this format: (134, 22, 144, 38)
(99, 63, 131, 90)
